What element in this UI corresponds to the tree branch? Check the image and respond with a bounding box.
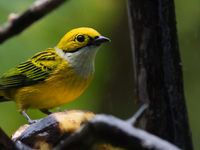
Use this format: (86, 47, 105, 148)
(54, 114, 181, 150)
(0, 0, 68, 44)
(126, 0, 193, 149)
(12, 108, 180, 150)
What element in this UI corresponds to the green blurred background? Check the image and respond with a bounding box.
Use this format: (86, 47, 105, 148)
(0, 0, 199, 149)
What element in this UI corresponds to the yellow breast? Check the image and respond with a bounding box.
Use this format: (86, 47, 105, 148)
(13, 61, 93, 111)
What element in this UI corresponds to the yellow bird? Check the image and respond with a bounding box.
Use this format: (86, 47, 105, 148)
(0, 27, 110, 123)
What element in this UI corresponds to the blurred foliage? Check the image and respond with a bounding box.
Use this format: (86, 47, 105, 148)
(0, 0, 199, 150)
(175, 0, 200, 149)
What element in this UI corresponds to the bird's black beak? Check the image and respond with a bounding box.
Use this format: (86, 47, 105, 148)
(92, 36, 110, 46)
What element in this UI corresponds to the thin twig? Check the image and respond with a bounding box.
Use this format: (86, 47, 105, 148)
(126, 104, 148, 125)
(0, 0, 68, 44)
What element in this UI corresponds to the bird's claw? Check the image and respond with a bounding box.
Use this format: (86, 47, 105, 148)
(28, 119, 39, 124)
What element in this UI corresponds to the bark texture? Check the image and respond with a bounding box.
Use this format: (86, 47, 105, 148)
(127, 0, 193, 149)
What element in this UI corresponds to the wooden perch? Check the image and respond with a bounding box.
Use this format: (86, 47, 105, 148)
(11, 107, 180, 150)
(0, 0, 68, 44)
(54, 114, 181, 150)
(12, 110, 96, 150)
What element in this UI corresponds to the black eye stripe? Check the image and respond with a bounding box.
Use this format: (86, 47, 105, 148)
(77, 35, 85, 42)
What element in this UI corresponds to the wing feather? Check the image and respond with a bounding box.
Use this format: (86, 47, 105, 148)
(0, 48, 62, 89)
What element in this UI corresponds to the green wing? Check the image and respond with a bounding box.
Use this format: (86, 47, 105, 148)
(0, 49, 61, 89)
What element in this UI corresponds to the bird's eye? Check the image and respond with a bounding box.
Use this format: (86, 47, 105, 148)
(77, 35, 85, 42)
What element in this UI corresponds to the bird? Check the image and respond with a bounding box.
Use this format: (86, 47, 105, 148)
(0, 27, 110, 123)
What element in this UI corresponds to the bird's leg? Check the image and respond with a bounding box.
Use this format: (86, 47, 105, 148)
(40, 109, 52, 115)
(21, 110, 37, 124)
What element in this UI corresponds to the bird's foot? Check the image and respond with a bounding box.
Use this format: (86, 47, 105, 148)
(28, 119, 39, 124)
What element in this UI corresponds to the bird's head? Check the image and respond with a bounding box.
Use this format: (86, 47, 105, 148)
(57, 27, 110, 52)
(55, 27, 110, 77)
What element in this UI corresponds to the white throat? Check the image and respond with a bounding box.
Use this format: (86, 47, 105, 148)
(55, 46, 99, 78)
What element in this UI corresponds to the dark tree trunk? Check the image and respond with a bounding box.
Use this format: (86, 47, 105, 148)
(127, 0, 193, 150)
(0, 128, 17, 150)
